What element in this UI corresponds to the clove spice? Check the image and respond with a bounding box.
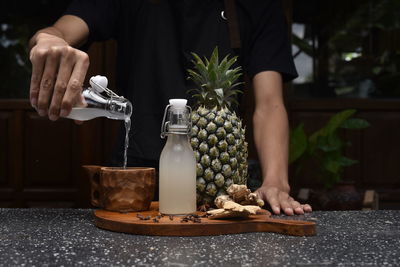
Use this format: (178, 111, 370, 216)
(136, 214, 151, 220)
(179, 214, 202, 223)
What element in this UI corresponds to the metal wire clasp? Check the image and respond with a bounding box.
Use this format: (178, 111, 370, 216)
(89, 76, 126, 101)
(160, 104, 192, 139)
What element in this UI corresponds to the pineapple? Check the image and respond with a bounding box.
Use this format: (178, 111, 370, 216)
(187, 47, 249, 206)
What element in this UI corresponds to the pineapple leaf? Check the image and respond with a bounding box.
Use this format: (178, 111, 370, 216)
(230, 82, 244, 90)
(214, 88, 224, 99)
(224, 57, 238, 72)
(210, 47, 219, 68)
(209, 69, 218, 88)
(191, 52, 206, 66)
(187, 47, 244, 109)
(219, 55, 230, 74)
(225, 89, 243, 98)
(187, 88, 201, 94)
(187, 69, 206, 87)
(226, 72, 242, 85)
(204, 56, 210, 67)
(191, 53, 209, 80)
(224, 97, 238, 108)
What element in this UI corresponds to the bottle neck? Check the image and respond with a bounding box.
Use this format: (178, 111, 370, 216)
(166, 133, 190, 144)
(82, 89, 132, 121)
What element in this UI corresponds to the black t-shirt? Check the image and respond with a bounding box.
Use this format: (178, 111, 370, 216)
(65, 0, 297, 164)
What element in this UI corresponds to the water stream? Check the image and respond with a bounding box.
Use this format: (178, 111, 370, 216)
(123, 117, 131, 168)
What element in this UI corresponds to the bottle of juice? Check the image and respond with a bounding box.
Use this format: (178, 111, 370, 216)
(159, 99, 196, 215)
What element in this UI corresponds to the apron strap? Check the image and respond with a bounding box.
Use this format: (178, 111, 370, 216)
(224, 0, 241, 50)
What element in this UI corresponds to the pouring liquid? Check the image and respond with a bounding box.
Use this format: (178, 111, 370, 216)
(66, 108, 131, 169)
(123, 117, 131, 168)
(66, 108, 127, 121)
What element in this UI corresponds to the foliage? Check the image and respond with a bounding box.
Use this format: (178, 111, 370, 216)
(0, 22, 31, 98)
(0, 1, 71, 98)
(292, 0, 400, 97)
(289, 109, 370, 189)
(187, 47, 243, 109)
(329, 0, 400, 96)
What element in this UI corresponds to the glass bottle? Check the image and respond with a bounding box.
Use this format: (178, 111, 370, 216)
(64, 75, 132, 121)
(159, 99, 196, 215)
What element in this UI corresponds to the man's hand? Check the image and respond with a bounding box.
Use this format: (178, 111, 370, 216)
(252, 71, 312, 216)
(29, 16, 90, 121)
(29, 32, 89, 121)
(255, 184, 312, 215)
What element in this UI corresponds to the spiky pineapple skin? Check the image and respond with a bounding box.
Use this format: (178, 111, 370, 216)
(191, 106, 248, 206)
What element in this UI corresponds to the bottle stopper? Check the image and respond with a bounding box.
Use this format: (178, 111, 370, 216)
(90, 75, 108, 93)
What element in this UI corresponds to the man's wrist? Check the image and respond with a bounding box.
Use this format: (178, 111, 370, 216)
(261, 177, 290, 193)
(29, 28, 65, 50)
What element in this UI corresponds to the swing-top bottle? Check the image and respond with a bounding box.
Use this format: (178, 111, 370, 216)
(159, 99, 196, 215)
(64, 75, 132, 121)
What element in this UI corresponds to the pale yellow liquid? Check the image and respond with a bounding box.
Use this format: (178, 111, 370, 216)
(159, 134, 196, 215)
(65, 108, 125, 121)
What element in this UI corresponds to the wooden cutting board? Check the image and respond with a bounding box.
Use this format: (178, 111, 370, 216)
(94, 202, 316, 236)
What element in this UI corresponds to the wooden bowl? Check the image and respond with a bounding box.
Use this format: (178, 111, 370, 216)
(83, 166, 155, 212)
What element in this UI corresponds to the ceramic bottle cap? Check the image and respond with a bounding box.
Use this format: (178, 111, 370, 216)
(90, 75, 108, 93)
(169, 99, 187, 109)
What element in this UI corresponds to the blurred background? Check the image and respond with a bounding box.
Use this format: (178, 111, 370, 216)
(1, 0, 399, 210)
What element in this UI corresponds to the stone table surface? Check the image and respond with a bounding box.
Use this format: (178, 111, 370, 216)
(0, 209, 399, 266)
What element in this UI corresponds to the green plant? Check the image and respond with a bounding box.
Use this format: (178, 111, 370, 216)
(289, 109, 370, 189)
(292, 0, 400, 97)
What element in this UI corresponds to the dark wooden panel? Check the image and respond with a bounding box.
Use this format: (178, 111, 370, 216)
(360, 112, 400, 186)
(104, 40, 118, 91)
(77, 119, 104, 165)
(0, 188, 14, 199)
(75, 118, 105, 207)
(0, 111, 11, 185)
(22, 188, 78, 208)
(343, 128, 363, 185)
(102, 119, 122, 165)
(288, 98, 400, 111)
(0, 202, 13, 208)
(24, 112, 74, 186)
(9, 109, 23, 196)
(84, 42, 105, 86)
(26, 201, 75, 208)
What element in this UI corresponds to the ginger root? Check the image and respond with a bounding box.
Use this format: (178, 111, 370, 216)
(226, 184, 264, 207)
(207, 205, 260, 219)
(207, 184, 264, 219)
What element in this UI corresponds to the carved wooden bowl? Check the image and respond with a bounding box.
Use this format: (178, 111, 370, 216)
(83, 166, 155, 212)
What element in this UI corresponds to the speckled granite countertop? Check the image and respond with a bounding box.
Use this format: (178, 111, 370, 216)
(0, 209, 399, 266)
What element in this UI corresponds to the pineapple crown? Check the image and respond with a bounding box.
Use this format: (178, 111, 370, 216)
(187, 47, 243, 110)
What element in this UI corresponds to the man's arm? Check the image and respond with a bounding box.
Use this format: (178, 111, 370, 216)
(252, 71, 312, 215)
(29, 15, 90, 121)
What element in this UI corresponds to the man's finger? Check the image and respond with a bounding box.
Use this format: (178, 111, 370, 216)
(264, 189, 281, 215)
(279, 193, 294, 216)
(49, 50, 74, 121)
(60, 52, 89, 117)
(290, 200, 304, 215)
(302, 204, 312, 213)
(29, 49, 46, 109)
(37, 50, 60, 116)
